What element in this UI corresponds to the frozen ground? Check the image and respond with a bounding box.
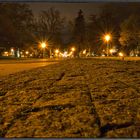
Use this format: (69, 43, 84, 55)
(0, 58, 140, 138)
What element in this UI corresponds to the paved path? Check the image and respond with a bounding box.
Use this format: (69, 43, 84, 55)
(0, 59, 59, 77)
(0, 58, 140, 138)
(0, 62, 56, 77)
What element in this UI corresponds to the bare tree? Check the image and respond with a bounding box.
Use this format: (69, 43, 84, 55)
(74, 9, 86, 57)
(37, 8, 65, 49)
(119, 14, 140, 55)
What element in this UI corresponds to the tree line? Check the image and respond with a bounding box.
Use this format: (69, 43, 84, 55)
(0, 3, 140, 57)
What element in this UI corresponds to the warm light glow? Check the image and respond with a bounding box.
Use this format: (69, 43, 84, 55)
(25, 51, 29, 55)
(110, 49, 113, 53)
(101, 54, 105, 57)
(119, 52, 124, 57)
(11, 48, 14, 52)
(104, 34, 111, 42)
(69, 51, 73, 56)
(4, 51, 8, 56)
(71, 47, 75, 52)
(4, 51, 8, 54)
(55, 49, 59, 54)
(83, 50, 86, 54)
(63, 51, 68, 57)
(41, 42, 46, 49)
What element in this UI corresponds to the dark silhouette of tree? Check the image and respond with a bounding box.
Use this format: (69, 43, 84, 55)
(119, 14, 140, 55)
(35, 7, 65, 53)
(0, 3, 34, 53)
(74, 9, 86, 57)
(90, 3, 140, 55)
(87, 14, 103, 55)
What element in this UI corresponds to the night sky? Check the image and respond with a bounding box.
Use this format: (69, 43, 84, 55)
(28, 2, 104, 21)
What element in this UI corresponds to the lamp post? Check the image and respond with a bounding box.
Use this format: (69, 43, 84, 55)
(25, 51, 29, 58)
(55, 49, 59, 57)
(41, 42, 46, 58)
(71, 47, 75, 52)
(104, 34, 111, 56)
(71, 47, 76, 57)
(11, 48, 14, 56)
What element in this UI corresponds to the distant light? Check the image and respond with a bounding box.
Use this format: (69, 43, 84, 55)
(4, 51, 8, 54)
(63, 51, 68, 57)
(110, 49, 113, 54)
(101, 54, 105, 57)
(55, 49, 59, 54)
(17, 50, 20, 58)
(119, 52, 124, 57)
(71, 47, 75, 52)
(25, 51, 29, 54)
(68, 51, 73, 56)
(11, 48, 14, 52)
(104, 34, 111, 42)
(41, 42, 46, 49)
(83, 50, 86, 54)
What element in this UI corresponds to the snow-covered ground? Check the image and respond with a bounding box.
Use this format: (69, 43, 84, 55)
(0, 58, 140, 138)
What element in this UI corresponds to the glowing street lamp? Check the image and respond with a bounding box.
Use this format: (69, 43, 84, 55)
(11, 48, 14, 52)
(119, 52, 123, 57)
(105, 35, 110, 42)
(55, 49, 59, 57)
(119, 52, 124, 60)
(4, 51, 8, 56)
(25, 51, 29, 58)
(41, 42, 46, 49)
(11, 48, 14, 56)
(25, 51, 29, 55)
(71, 47, 75, 52)
(40, 42, 46, 58)
(55, 49, 59, 54)
(109, 49, 113, 55)
(83, 50, 86, 54)
(104, 34, 111, 56)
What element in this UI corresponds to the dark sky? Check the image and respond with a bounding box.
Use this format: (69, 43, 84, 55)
(28, 2, 104, 21)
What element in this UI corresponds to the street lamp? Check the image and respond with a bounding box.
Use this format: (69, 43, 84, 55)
(119, 52, 124, 60)
(71, 47, 75, 52)
(109, 49, 113, 56)
(104, 34, 111, 56)
(70, 47, 76, 58)
(41, 42, 46, 58)
(55, 49, 59, 57)
(25, 51, 29, 55)
(11, 48, 14, 52)
(83, 50, 86, 54)
(25, 51, 29, 58)
(55, 49, 59, 54)
(119, 52, 123, 57)
(11, 48, 14, 56)
(41, 42, 46, 49)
